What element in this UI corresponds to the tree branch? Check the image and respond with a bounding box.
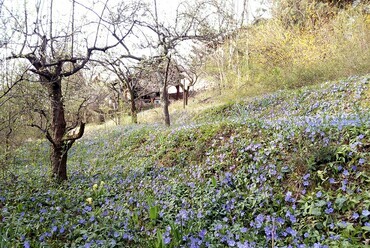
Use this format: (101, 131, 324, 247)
(29, 123, 55, 146)
(63, 122, 85, 142)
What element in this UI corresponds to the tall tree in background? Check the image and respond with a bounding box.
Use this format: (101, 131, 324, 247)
(2, 0, 135, 181)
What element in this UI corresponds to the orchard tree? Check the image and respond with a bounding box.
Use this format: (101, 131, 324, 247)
(102, 59, 142, 124)
(133, 0, 235, 126)
(2, 0, 136, 181)
(101, 0, 238, 126)
(97, 0, 150, 124)
(179, 61, 203, 109)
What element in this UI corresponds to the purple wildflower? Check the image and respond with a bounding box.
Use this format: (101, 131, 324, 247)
(276, 217, 285, 225)
(285, 191, 293, 202)
(325, 208, 333, 214)
(286, 227, 297, 237)
(164, 236, 171, 244)
(227, 238, 236, 247)
(199, 229, 207, 239)
(24, 241, 30, 248)
(303, 173, 310, 180)
(362, 209, 370, 217)
(352, 212, 359, 219)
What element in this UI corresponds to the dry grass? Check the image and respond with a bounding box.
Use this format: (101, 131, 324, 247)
(203, 3, 370, 100)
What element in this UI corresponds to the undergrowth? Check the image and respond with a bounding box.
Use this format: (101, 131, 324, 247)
(1, 75, 370, 247)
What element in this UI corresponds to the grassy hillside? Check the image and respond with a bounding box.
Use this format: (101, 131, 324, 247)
(1, 74, 370, 247)
(203, 3, 370, 99)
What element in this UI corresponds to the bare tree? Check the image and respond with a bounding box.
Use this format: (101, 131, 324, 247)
(90, 0, 149, 124)
(179, 62, 203, 108)
(101, 59, 142, 124)
(2, 0, 134, 181)
(131, 0, 234, 126)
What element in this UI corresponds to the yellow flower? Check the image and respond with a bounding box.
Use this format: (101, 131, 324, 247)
(100, 181, 105, 187)
(86, 197, 93, 205)
(93, 184, 98, 191)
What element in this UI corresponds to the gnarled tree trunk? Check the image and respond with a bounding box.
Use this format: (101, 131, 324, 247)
(46, 78, 85, 181)
(48, 78, 68, 180)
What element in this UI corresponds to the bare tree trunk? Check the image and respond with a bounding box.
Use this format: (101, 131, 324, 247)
(186, 86, 190, 105)
(47, 78, 68, 181)
(4, 111, 13, 161)
(128, 88, 138, 124)
(116, 93, 121, 125)
(162, 56, 171, 127)
(162, 84, 170, 126)
(176, 85, 180, 100)
(51, 143, 68, 180)
(5, 129, 12, 161)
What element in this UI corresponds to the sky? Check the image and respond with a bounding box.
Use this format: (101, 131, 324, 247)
(21, 0, 272, 28)
(2, 0, 271, 45)
(155, 0, 271, 24)
(1, 0, 272, 75)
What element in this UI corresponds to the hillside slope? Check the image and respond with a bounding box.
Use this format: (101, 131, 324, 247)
(1, 74, 370, 247)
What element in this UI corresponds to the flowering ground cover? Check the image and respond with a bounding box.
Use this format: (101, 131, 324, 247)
(1, 75, 370, 247)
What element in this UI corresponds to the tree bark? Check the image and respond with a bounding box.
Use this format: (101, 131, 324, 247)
(47, 78, 68, 181)
(5, 128, 12, 161)
(186, 86, 190, 105)
(162, 55, 171, 127)
(129, 88, 138, 124)
(51, 143, 68, 181)
(116, 93, 121, 125)
(162, 84, 170, 126)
